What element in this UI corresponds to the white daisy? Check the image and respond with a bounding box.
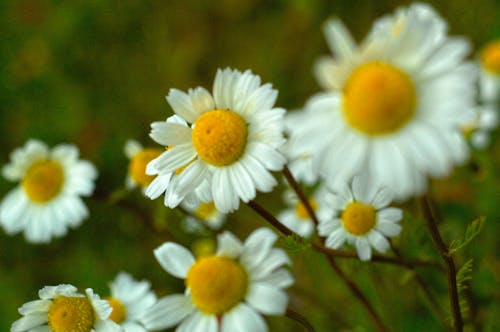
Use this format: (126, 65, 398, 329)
(11, 284, 122, 332)
(124, 139, 163, 191)
(277, 187, 331, 238)
(145, 115, 212, 209)
(105, 272, 157, 332)
(146, 68, 287, 213)
(301, 3, 476, 201)
(141, 227, 294, 332)
(282, 110, 318, 185)
(181, 200, 226, 233)
(318, 175, 403, 261)
(478, 39, 500, 102)
(0, 139, 98, 243)
(467, 104, 498, 150)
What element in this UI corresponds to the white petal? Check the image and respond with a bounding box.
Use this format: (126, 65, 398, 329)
(141, 294, 194, 330)
(245, 283, 288, 315)
(377, 208, 403, 223)
(258, 268, 294, 289)
(370, 187, 393, 209)
(325, 228, 347, 249)
(355, 238, 372, 261)
(240, 228, 278, 269)
(248, 142, 286, 172)
(216, 231, 244, 258)
(228, 163, 256, 203)
(11, 314, 47, 331)
(149, 145, 196, 175)
(154, 243, 195, 278)
(94, 319, 123, 332)
(189, 87, 215, 114)
(124, 139, 142, 158)
(176, 310, 217, 332)
(368, 231, 390, 253)
(324, 19, 356, 59)
(250, 249, 291, 280)
(150, 121, 192, 146)
(166, 89, 200, 123)
(212, 169, 239, 213)
(221, 304, 268, 332)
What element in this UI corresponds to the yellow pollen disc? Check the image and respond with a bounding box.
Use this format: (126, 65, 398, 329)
(47, 296, 95, 332)
(481, 40, 500, 75)
(129, 148, 163, 187)
(343, 61, 416, 136)
(342, 202, 377, 235)
(104, 297, 127, 324)
(192, 110, 248, 166)
(294, 199, 318, 220)
(195, 201, 217, 220)
(186, 255, 248, 315)
(22, 160, 64, 203)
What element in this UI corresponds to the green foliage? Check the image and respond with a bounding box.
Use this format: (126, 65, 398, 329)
(281, 234, 311, 255)
(449, 217, 486, 255)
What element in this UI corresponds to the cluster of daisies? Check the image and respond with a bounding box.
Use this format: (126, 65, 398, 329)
(2, 2, 499, 332)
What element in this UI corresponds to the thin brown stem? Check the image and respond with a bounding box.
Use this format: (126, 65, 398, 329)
(247, 200, 390, 332)
(285, 309, 316, 332)
(420, 195, 463, 332)
(282, 166, 320, 226)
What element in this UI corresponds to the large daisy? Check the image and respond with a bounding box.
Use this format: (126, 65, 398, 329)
(141, 228, 293, 332)
(11, 284, 122, 332)
(318, 175, 403, 261)
(105, 272, 157, 332)
(0, 139, 97, 243)
(300, 3, 476, 201)
(146, 68, 287, 213)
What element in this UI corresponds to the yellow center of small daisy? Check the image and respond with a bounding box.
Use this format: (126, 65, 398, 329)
(192, 110, 248, 166)
(294, 199, 318, 220)
(22, 159, 64, 203)
(342, 202, 377, 235)
(104, 297, 127, 324)
(129, 148, 163, 186)
(343, 61, 416, 136)
(47, 296, 95, 332)
(186, 255, 248, 315)
(481, 40, 500, 75)
(195, 201, 217, 220)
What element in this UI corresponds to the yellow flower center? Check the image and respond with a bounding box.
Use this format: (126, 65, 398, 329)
(186, 255, 248, 315)
(192, 110, 248, 166)
(22, 160, 64, 203)
(105, 297, 127, 324)
(47, 296, 95, 332)
(481, 40, 500, 75)
(343, 61, 416, 136)
(294, 199, 318, 220)
(129, 148, 163, 186)
(342, 202, 377, 235)
(195, 201, 218, 220)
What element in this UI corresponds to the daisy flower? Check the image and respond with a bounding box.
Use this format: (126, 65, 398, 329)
(478, 39, 500, 102)
(0, 139, 97, 243)
(124, 139, 163, 191)
(181, 200, 227, 233)
(466, 104, 498, 150)
(11, 284, 122, 332)
(105, 272, 157, 332)
(277, 187, 331, 238)
(300, 3, 476, 201)
(318, 175, 403, 261)
(141, 228, 294, 332)
(146, 68, 287, 213)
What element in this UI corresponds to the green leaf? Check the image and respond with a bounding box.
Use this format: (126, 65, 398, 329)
(281, 234, 310, 255)
(449, 217, 486, 255)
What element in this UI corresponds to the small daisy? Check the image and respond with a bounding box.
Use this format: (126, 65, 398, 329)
(277, 187, 331, 238)
(105, 272, 157, 332)
(124, 139, 163, 191)
(318, 175, 403, 261)
(0, 139, 97, 243)
(141, 228, 294, 332)
(301, 3, 476, 201)
(146, 68, 287, 213)
(478, 39, 500, 102)
(11, 284, 122, 332)
(282, 110, 318, 185)
(181, 200, 226, 233)
(466, 104, 498, 150)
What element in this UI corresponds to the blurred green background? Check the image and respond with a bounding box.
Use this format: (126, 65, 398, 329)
(1, 0, 499, 331)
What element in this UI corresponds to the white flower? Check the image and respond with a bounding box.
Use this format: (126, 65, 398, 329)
(181, 200, 227, 233)
(105, 272, 157, 332)
(282, 110, 318, 185)
(146, 68, 287, 213)
(300, 3, 476, 201)
(478, 39, 500, 102)
(141, 228, 293, 332)
(318, 175, 403, 261)
(467, 104, 498, 150)
(0, 139, 98, 243)
(124, 139, 163, 191)
(11, 284, 122, 332)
